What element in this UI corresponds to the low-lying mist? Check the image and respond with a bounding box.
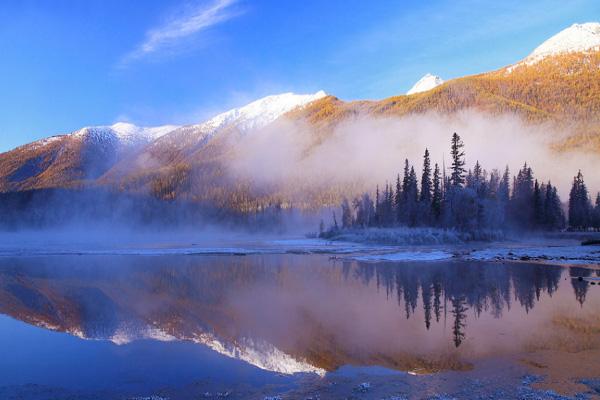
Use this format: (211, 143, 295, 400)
(2, 110, 598, 241)
(229, 110, 600, 199)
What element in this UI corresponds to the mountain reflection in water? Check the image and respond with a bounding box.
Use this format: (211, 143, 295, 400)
(0, 255, 598, 375)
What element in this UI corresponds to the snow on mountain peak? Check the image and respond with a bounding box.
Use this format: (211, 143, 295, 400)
(525, 22, 600, 62)
(197, 90, 327, 134)
(73, 122, 179, 146)
(406, 73, 444, 95)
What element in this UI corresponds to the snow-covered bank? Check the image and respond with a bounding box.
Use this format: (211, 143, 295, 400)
(0, 236, 383, 258)
(322, 227, 505, 246)
(467, 244, 600, 265)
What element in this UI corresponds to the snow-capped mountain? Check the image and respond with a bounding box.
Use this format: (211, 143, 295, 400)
(193, 90, 327, 135)
(3, 22, 600, 198)
(133, 90, 329, 163)
(406, 73, 444, 95)
(523, 22, 600, 64)
(73, 122, 180, 147)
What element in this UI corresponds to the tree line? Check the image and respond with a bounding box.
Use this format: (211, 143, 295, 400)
(332, 133, 600, 233)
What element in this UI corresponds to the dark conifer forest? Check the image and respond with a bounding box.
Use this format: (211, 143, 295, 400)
(329, 133, 600, 234)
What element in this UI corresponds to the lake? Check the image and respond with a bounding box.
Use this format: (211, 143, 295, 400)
(0, 254, 599, 399)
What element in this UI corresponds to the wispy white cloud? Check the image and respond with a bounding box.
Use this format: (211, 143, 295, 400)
(119, 0, 241, 67)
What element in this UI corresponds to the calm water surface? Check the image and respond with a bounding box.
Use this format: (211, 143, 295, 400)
(0, 254, 599, 397)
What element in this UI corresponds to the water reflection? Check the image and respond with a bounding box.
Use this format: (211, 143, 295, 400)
(0, 255, 598, 375)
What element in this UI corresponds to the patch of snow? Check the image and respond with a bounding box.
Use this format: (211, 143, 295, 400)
(508, 22, 600, 71)
(0, 238, 392, 257)
(194, 90, 327, 136)
(29, 135, 65, 149)
(406, 73, 444, 95)
(467, 245, 600, 265)
(527, 22, 600, 61)
(353, 250, 453, 262)
(72, 122, 179, 147)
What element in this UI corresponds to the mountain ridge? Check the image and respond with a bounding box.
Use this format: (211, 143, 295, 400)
(2, 23, 600, 210)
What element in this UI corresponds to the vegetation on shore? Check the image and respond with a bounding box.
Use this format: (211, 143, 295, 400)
(322, 133, 600, 240)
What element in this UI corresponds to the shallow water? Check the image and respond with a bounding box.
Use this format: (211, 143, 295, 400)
(0, 254, 599, 398)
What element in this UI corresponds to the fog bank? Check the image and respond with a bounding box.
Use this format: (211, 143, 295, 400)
(229, 111, 600, 199)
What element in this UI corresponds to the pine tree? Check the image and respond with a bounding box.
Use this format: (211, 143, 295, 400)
(400, 159, 411, 224)
(533, 179, 544, 229)
(498, 166, 510, 203)
(450, 132, 466, 187)
(593, 193, 600, 229)
(375, 185, 380, 226)
(387, 183, 395, 226)
(569, 170, 591, 229)
(407, 166, 419, 226)
(341, 198, 353, 228)
(420, 148, 432, 204)
(472, 161, 486, 198)
(543, 181, 564, 230)
(395, 174, 402, 224)
(383, 183, 390, 226)
(419, 149, 432, 224)
(431, 163, 442, 223)
(511, 163, 535, 228)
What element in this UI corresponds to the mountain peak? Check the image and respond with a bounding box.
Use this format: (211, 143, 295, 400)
(197, 90, 327, 134)
(406, 74, 444, 95)
(72, 122, 179, 145)
(525, 22, 600, 62)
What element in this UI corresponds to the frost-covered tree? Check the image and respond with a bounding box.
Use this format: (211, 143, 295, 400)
(341, 198, 353, 228)
(353, 193, 375, 228)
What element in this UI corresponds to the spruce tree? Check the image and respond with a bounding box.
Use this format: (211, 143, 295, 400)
(543, 181, 564, 230)
(533, 179, 544, 229)
(400, 159, 411, 224)
(450, 132, 466, 187)
(432, 163, 442, 223)
(375, 185, 380, 226)
(593, 193, 600, 229)
(511, 163, 535, 228)
(395, 174, 402, 224)
(407, 166, 419, 226)
(472, 161, 486, 198)
(498, 166, 510, 203)
(387, 183, 395, 226)
(569, 170, 591, 229)
(420, 148, 432, 204)
(341, 198, 353, 228)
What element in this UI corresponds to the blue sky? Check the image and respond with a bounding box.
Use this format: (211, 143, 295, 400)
(0, 0, 598, 152)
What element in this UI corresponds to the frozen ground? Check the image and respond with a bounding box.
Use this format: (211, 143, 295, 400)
(0, 235, 384, 257)
(465, 243, 600, 265)
(1, 230, 599, 266)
